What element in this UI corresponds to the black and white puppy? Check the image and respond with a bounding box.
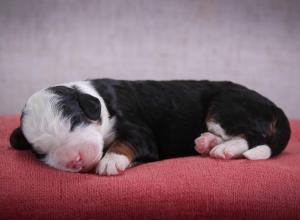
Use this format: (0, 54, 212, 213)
(10, 79, 291, 175)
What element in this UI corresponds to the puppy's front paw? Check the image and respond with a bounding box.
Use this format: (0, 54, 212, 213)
(96, 152, 131, 175)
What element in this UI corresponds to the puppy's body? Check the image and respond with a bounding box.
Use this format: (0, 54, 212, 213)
(10, 79, 291, 175)
(92, 79, 290, 161)
(94, 79, 216, 161)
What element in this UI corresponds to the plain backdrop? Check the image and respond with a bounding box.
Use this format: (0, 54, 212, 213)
(0, 0, 299, 117)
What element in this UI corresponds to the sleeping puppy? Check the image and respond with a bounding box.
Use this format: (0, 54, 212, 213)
(10, 79, 291, 175)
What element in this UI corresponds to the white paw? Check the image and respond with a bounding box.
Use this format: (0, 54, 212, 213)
(96, 152, 130, 175)
(243, 145, 271, 160)
(209, 137, 249, 159)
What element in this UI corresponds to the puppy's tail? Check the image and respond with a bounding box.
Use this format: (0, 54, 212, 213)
(243, 107, 291, 160)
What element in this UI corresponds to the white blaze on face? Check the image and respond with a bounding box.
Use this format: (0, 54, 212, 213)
(44, 125, 104, 172)
(21, 81, 114, 172)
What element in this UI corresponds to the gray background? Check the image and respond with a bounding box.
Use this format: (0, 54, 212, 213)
(0, 0, 299, 117)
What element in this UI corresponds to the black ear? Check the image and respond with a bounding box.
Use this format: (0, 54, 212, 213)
(77, 93, 101, 121)
(10, 127, 33, 150)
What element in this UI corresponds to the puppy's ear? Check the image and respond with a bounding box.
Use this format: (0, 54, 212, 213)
(77, 93, 101, 121)
(10, 127, 32, 150)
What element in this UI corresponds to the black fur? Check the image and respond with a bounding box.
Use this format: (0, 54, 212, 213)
(91, 79, 291, 162)
(77, 93, 101, 121)
(10, 127, 47, 159)
(47, 86, 101, 131)
(10, 127, 32, 150)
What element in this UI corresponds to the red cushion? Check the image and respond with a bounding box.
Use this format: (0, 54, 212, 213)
(1, 116, 300, 219)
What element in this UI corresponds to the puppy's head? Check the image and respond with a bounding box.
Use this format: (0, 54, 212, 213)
(10, 82, 113, 173)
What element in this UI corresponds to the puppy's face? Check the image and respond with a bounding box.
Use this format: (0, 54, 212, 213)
(10, 82, 113, 173)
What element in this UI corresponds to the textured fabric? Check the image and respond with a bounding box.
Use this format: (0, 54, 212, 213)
(0, 115, 299, 220)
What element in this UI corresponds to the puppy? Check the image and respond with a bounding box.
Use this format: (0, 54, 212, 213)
(10, 79, 291, 175)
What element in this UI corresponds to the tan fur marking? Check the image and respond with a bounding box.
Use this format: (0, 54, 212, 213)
(269, 116, 277, 136)
(107, 141, 136, 161)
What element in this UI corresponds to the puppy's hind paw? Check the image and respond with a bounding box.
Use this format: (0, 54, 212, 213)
(194, 132, 222, 154)
(243, 145, 271, 160)
(209, 137, 249, 159)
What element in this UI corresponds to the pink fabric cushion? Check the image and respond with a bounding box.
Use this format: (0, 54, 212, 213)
(0, 115, 300, 220)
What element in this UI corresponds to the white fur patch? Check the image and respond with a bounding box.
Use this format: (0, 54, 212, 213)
(22, 89, 66, 153)
(206, 121, 231, 140)
(96, 152, 130, 176)
(243, 145, 272, 160)
(209, 137, 249, 159)
(43, 125, 104, 172)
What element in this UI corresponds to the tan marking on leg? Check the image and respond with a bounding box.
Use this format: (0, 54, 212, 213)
(108, 141, 136, 162)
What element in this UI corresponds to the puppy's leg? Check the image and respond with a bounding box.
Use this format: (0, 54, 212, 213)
(97, 119, 159, 175)
(203, 90, 286, 160)
(194, 132, 222, 154)
(96, 141, 135, 175)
